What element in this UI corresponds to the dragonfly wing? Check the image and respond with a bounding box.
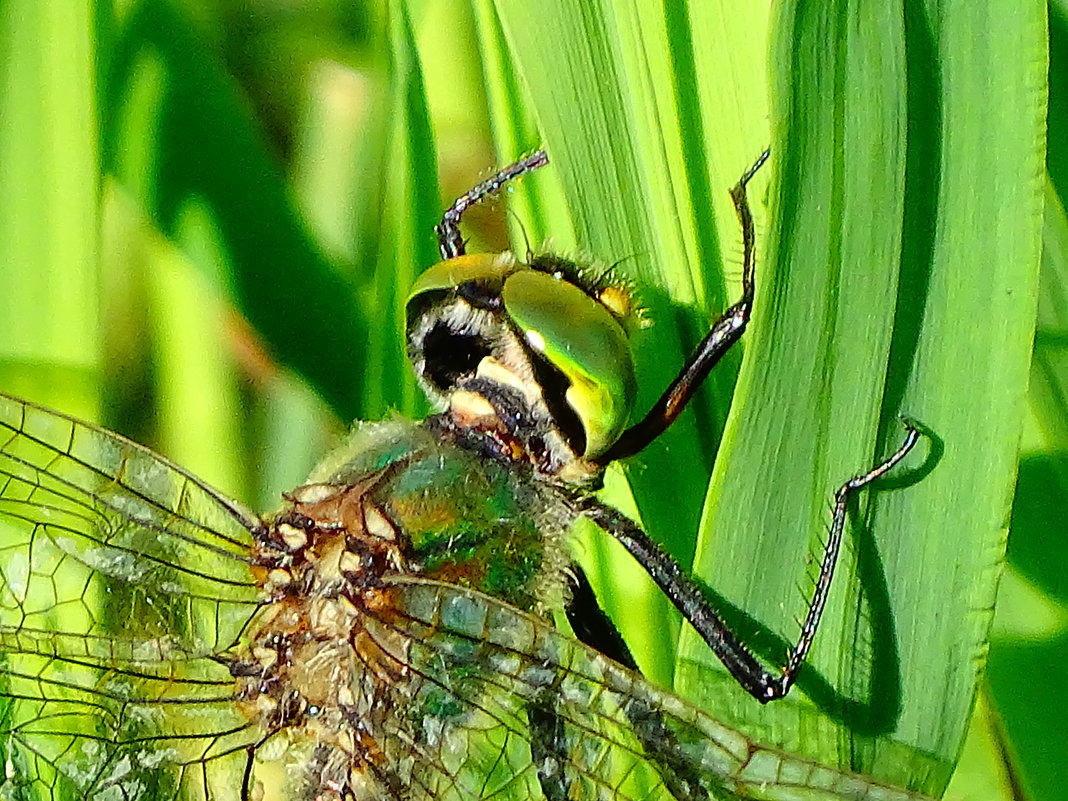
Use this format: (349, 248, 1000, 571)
(0, 393, 265, 800)
(0, 625, 262, 801)
(372, 577, 932, 801)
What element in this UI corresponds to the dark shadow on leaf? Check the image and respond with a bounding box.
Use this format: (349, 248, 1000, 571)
(1008, 452, 1068, 605)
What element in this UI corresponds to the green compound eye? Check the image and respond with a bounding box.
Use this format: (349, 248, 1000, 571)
(501, 269, 637, 459)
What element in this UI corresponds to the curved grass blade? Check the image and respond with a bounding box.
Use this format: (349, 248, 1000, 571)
(490, 0, 774, 690)
(488, 1, 1047, 796)
(0, 1, 101, 415)
(686, 1, 1046, 794)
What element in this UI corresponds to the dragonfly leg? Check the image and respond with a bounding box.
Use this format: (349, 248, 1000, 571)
(578, 421, 919, 703)
(595, 149, 769, 465)
(436, 149, 550, 259)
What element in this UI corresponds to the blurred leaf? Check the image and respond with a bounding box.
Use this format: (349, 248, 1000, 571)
(0, 0, 101, 415)
(348, 0, 440, 421)
(145, 200, 248, 497)
(1048, 0, 1068, 201)
(103, 0, 366, 419)
(944, 687, 1021, 801)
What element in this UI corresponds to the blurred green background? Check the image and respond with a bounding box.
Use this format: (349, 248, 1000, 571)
(0, 1, 1057, 800)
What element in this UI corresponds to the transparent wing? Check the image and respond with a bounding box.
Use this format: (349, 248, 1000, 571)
(368, 577, 933, 801)
(0, 393, 264, 801)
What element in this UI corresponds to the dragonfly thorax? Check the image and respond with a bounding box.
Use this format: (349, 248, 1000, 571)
(231, 418, 576, 799)
(406, 251, 639, 482)
(236, 473, 416, 799)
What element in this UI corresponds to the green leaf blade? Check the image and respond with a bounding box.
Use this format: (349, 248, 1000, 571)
(0, 0, 101, 416)
(679, 1, 1046, 796)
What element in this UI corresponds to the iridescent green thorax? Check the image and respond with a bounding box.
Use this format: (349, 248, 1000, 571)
(306, 416, 572, 613)
(234, 416, 577, 798)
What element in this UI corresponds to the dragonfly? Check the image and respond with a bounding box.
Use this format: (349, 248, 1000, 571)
(0, 150, 930, 801)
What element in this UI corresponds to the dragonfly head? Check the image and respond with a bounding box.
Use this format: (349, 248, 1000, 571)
(406, 251, 639, 480)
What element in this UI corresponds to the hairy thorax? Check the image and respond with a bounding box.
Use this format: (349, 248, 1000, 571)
(231, 419, 573, 801)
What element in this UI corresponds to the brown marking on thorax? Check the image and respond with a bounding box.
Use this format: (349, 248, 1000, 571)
(233, 468, 416, 800)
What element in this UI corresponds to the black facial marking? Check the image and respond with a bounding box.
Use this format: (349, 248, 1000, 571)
(421, 320, 492, 392)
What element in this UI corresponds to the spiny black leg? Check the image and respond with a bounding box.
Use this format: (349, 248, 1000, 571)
(778, 422, 921, 692)
(595, 149, 770, 465)
(436, 149, 549, 259)
(578, 421, 919, 703)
